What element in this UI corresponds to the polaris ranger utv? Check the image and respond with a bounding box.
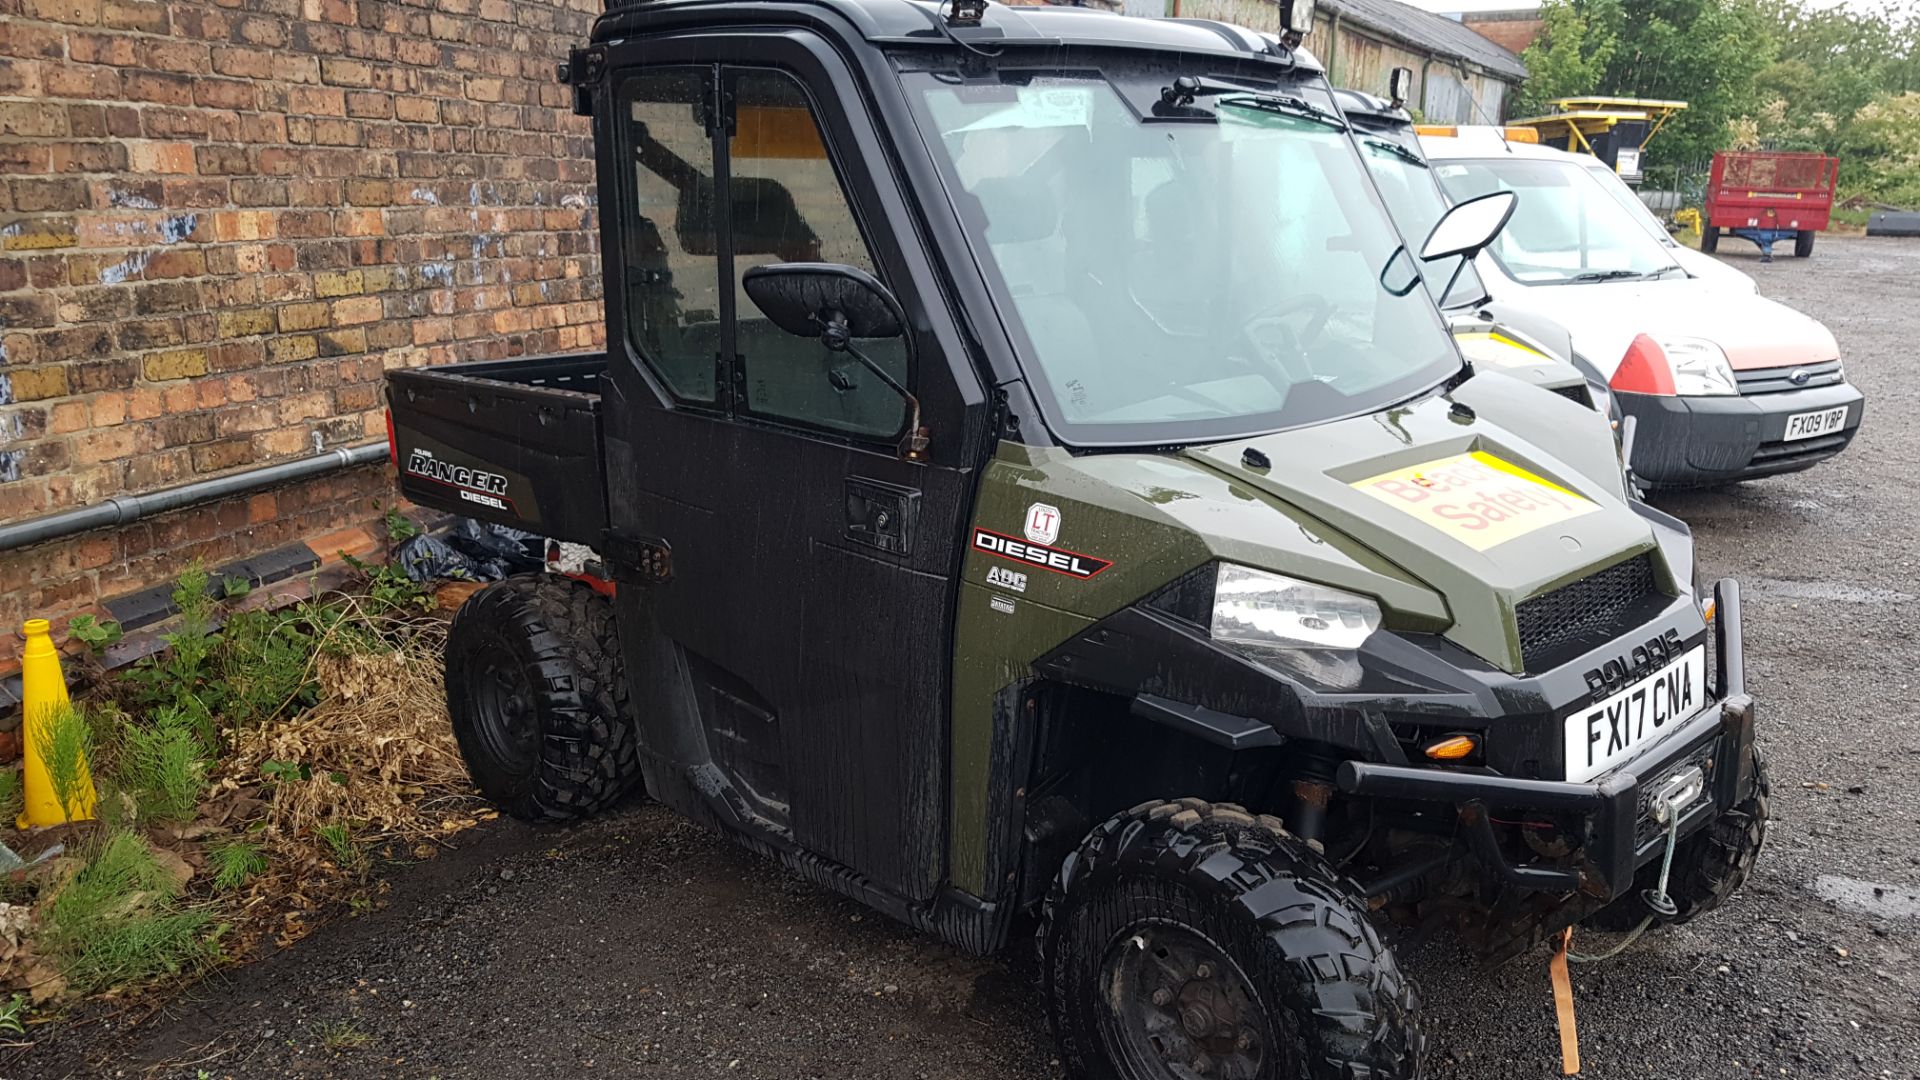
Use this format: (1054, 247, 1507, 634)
(385, 1, 1768, 1075)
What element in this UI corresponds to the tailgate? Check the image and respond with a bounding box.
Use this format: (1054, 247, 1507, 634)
(386, 353, 607, 544)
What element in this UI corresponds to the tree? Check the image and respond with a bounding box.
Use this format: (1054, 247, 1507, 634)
(1592, 0, 1777, 165)
(1513, 0, 1622, 117)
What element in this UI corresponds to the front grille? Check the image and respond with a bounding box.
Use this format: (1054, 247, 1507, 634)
(1736, 360, 1844, 396)
(1551, 383, 1592, 407)
(1515, 554, 1663, 673)
(1751, 431, 1850, 466)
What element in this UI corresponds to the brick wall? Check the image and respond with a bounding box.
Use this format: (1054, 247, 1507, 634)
(1463, 12, 1544, 59)
(0, 0, 606, 635)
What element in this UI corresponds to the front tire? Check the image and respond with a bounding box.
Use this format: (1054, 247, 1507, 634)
(1794, 230, 1815, 258)
(1041, 799, 1422, 1080)
(445, 574, 641, 822)
(1586, 751, 1770, 931)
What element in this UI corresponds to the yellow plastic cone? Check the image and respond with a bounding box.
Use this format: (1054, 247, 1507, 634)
(17, 618, 95, 828)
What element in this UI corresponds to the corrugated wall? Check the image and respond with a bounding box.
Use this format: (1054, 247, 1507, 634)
(1155, 0, 1516, 122)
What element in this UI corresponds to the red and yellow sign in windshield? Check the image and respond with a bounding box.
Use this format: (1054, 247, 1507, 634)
(1351, 451, 1598, 551)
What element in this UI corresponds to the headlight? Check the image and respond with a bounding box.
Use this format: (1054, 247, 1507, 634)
(1661, 337, 1737, 396)
(1210, 564, 1382, 652)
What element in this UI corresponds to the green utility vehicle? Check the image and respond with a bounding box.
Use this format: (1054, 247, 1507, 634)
(385, 2, 1769, 1076)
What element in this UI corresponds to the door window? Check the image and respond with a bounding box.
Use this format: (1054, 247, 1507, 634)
(622, 70, 723, 404)
(728, 70, 909, 439)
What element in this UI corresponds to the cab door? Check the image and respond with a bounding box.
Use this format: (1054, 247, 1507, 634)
(591, 34, 986, 901)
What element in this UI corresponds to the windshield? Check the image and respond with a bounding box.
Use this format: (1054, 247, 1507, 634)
(1353, 132, 1488, 310)
(1433, 157, 1682, 285)
(907, 72, 1458, 445)
(1582, 161, 1680, 248)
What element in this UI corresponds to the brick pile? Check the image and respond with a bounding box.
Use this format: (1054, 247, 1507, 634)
(0, 0, 606, 635)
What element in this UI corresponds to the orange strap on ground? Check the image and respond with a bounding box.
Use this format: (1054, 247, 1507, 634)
(1550, 927, 1581, 1075)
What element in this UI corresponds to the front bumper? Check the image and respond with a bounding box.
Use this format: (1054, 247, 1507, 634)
(1337, 579, 1757, 903)
(1619, 379, 1865, 487)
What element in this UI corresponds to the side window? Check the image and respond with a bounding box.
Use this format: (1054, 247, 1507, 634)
(729, 70, 908, 439)
(623, 70, 722, 404)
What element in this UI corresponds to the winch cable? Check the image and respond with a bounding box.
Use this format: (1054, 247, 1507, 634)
(1568, 806, 1683, 964)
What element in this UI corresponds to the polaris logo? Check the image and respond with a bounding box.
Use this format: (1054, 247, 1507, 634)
(972, 528, 1112, 580)
(1582, 628, 1687, 698)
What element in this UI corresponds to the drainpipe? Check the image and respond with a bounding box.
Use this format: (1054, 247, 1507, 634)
(0, 441, 389, 553)
(1420, 55, 1436, 116)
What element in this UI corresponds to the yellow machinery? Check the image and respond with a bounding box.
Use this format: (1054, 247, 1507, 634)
(1508, 97, 1689, 184)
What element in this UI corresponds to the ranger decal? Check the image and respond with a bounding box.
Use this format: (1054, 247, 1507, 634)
(405, 447, 515, 512)
(972, 527, 1112, 580)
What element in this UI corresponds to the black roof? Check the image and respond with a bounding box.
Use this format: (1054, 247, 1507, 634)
(1330, 86, 1410, 129)
(1322, 0, 1527, 81)
(593, 0, 1325, 73)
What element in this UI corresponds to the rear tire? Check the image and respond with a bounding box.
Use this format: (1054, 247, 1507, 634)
(1041, 799, 1422, 1080)
(1700, 225, 1719, 254)
(1793, 230, 1815, 258)
(445, 574, 641, 822)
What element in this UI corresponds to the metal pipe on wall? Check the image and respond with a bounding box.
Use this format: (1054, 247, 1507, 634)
(0, 442, 389, 554)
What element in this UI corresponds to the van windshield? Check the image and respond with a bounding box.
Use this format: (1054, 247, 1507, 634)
(1433, 157, 1683, 285)
(908, 73, 1459, 446)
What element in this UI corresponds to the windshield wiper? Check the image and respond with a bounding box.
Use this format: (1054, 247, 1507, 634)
(1565, 268, 1649, 283)
(1215, 93, 1348, 131)
(1363, 137, 1427, 168)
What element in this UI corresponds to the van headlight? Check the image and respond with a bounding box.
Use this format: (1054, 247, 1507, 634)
(1210, 564, 1382, 653)
(1662, 338, 1738, 396)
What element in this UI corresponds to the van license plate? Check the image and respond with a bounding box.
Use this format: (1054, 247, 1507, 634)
(1784, 406, 1848, 441)
(1564, 645, 1707, 782)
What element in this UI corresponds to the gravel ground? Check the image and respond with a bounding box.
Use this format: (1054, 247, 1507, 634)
(12, 235, 1920, 1080)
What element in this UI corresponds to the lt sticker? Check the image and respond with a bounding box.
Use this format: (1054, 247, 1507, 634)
(1024, 503, 1061, 545)
(986, 565, 1028, 593)
(1350, 451, 1598, 551)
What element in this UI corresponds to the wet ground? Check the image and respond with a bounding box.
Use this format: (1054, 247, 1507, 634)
(13, 236, 1920, 1079)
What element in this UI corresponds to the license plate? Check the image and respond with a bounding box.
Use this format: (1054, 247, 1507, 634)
(1783, 406, 1848, 442)
(1564, 645, 1707, 782)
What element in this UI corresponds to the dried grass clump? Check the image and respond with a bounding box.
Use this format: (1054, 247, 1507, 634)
(222, 628, 475, 843)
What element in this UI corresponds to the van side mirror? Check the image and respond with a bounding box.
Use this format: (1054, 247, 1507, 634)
(1421, 191, 1518, 262)
(1389, 67, 1413, 109)
(741, 262, 928, 460)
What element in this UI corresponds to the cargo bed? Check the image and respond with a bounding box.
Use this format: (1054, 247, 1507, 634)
(386, 353, 607, 544)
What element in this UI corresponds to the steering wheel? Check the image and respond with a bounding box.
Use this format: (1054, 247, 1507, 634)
(1241, 294, 1333, 380)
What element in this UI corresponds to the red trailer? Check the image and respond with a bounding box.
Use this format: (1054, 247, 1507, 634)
(1702, 150, 1839, 262)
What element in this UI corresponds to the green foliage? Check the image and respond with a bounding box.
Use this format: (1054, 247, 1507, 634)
(261, 759, 310, 783)
(1515, 0, 1622, 116)
(0, 993, 25, 1036)
(318, 1020, 371, 1051)
(67, 614, 123, 653)
(383, 507, 422, 542)
(341, 553, 433, 615)
(33, 703, 96, 825)
(1594, 0, 1777, 165)
(214, 605, 320, 728)
(208, 840, 268, 892)
(116, 707, 208, 825)
(0, 769, 20, 828)
(42, 832, 219, 996)
(316, 823, 359, 869)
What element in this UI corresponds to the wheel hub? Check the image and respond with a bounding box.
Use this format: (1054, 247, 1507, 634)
(472, 645, 542, 771)
(1099, 923, 1268, 1080)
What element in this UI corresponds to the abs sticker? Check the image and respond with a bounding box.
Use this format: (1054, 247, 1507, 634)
(1350, 451, 1597, 551)
(986, 565, 1028, 593)
(973, 527, 1112, 580)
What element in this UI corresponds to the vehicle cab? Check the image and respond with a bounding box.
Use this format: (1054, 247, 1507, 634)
(1419, 130, 1866, 487)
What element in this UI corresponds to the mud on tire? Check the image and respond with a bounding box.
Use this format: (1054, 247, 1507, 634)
(1040, 799, 1423, 1080)
(445, 574, 641, 822)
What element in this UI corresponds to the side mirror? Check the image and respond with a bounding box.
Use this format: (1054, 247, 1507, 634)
(1281, 0, 1315, 34)
(1389, 67, 1413, 109)
(740, 262, 928, 460)
(1421, 190, 1518, 262)
(742, 262, 905, 341)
